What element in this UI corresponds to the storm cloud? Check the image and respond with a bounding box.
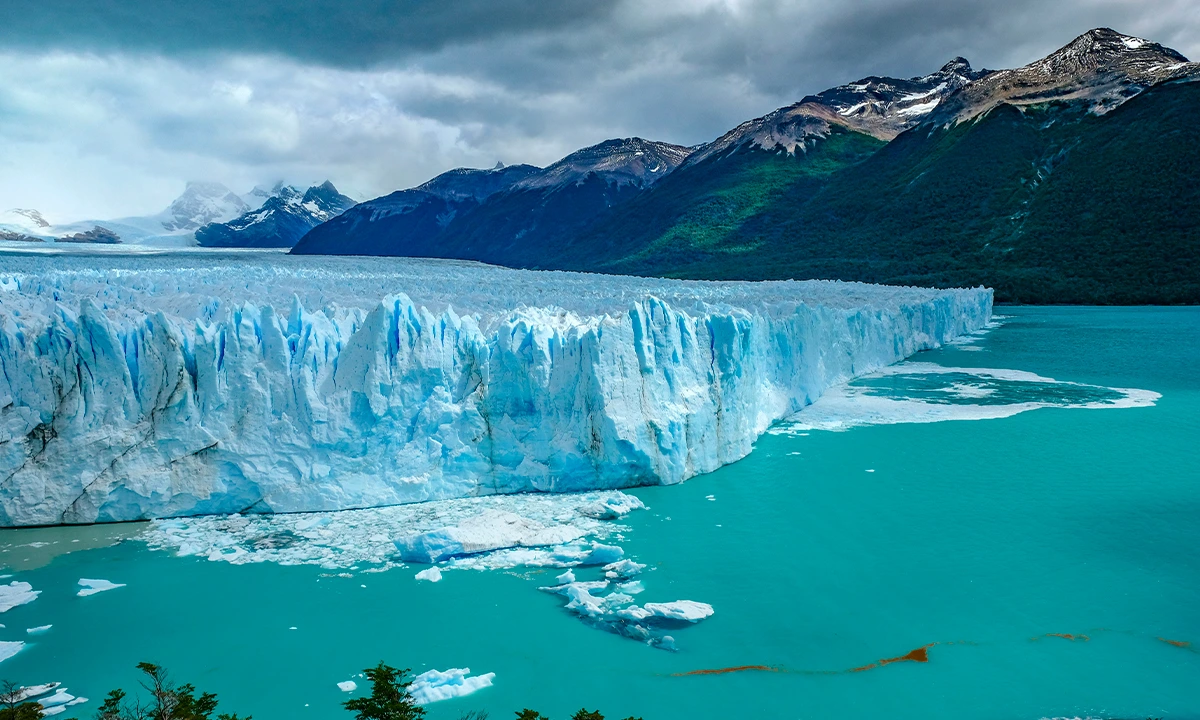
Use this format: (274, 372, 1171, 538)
(1, 0, 1197, 219)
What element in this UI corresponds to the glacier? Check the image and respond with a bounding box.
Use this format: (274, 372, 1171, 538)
(0, 252, 991, 526)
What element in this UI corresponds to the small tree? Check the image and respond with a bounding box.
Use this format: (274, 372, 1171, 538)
(514, 712, 546, 720)
(93, 663, 248, 720)
(343, 663, 425, 720)
(0, 680, 45, 720)
(572, 711, 604, 720)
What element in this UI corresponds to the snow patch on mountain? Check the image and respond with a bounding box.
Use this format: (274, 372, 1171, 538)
(928, 28, 1200, 124)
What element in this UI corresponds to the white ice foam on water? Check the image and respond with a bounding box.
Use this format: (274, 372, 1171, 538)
(414, 567, 442, 583)
(0, 582, 39, 612)
(774, 363, 1159, 433)
(0, 641, 23, 663)
(76, 578, 125, 597)
(26, 624, 52, 634)
(0, 253, 990, 526)
(337, 681, 357, 692)
(141, 490, 642, 572)
(409, 668, 495, 705)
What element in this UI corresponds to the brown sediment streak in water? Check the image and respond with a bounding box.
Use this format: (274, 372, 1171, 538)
(676, 643, 944, 678)
(1044, 633, 1090, 642)
(673, 665, 779, 677)
(850, 644, 935, 673)
(1158, 637, 1191, 648)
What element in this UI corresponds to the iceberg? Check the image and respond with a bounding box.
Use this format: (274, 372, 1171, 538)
(618, 600, 714, 623)
(337, 681, 357, 692)
(0, 582, 39, 612)
(0, 640, 23, 663)
(409, 668, 495, 705)
(0, 254, 991, 525)
(9, 683, 59, 702)
(414, 567, 442, 582)
(77, 578, 125, 597)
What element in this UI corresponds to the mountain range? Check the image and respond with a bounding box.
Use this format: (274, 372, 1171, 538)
(196, 181, 355, 248)
(1, 180, 353, 248)
(293, 28, 1200, 304)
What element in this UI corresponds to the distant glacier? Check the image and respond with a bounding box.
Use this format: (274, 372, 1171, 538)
(0, 252, 991, 526)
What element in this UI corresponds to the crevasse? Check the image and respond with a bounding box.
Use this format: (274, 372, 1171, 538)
(0, 255, 991, 526)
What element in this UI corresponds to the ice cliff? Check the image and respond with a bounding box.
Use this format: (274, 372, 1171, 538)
(0, 253, 991, 526)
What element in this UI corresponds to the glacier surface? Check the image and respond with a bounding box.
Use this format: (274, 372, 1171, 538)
(0, 252, 991, 526)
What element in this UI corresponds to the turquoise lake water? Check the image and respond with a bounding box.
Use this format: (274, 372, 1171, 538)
(1, 306, 1197, 719)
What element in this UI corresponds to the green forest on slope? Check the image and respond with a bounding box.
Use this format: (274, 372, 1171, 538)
(582, 81, 1200, 304)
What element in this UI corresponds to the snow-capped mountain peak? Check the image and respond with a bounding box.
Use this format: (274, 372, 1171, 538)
(161, 181, 250, 232)
(195, 180, 355, 248)
(927, 27, 1199, 124)
(685, 58, 989, 166)
(5, 208, 51, 229)
(515, 137, 693, 190)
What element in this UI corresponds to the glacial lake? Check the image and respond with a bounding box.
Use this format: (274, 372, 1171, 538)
(2, 306, 1197, 719)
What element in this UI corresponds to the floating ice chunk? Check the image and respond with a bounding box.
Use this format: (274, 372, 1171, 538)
(395, 510, 586, 563)
(581, 543, 623, 566)
(337, 681, 357, 692)
(40, 707, 66, 716)
(0, 582, 40, 612)
(26, 625, 52, 634)
(0, 641, 24, 663)
(619, 601, 714, 623)
(66, 697, 88, 707)
(414, 567, 442, 583)
(77, 579, 126, 597)
(658, 635, 677, 651)
(555, 569, 576, 585)
(603, 559, 645, 578)
(563, 583, 610, 618)
(580, 494, 646, 520)
(409, 668, 495, 705)
(617, 580, 645, 594)
(10, 683, 59, 702)
(38, 689, 74, 707)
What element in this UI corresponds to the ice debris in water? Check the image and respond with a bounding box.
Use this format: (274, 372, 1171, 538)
(617, 600, 715, 623)
(395, 510, 587, 563)
(603, 559, 645, 578)
(337, 681, 357, 692)
(142, 490, 642, 572)
(414, 567, 442, 583)
(77, 579, 125, 597)
(0, 582, 40, 612)
(25, 625, 52, 634)
(9, 683, 59, 702)
(555, 569, 576, 585)
(775, 363, 1160, 433)
(539, 580, 712, 650)
(0, 253, 992, 526)
(0, 641, 24, 663)
(409, 668, 495, 705)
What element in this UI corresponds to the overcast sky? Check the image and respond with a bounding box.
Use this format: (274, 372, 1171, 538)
(1, 0, 1196, 220)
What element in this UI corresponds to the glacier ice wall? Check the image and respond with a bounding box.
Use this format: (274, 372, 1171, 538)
(0, 253, 992, 525)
